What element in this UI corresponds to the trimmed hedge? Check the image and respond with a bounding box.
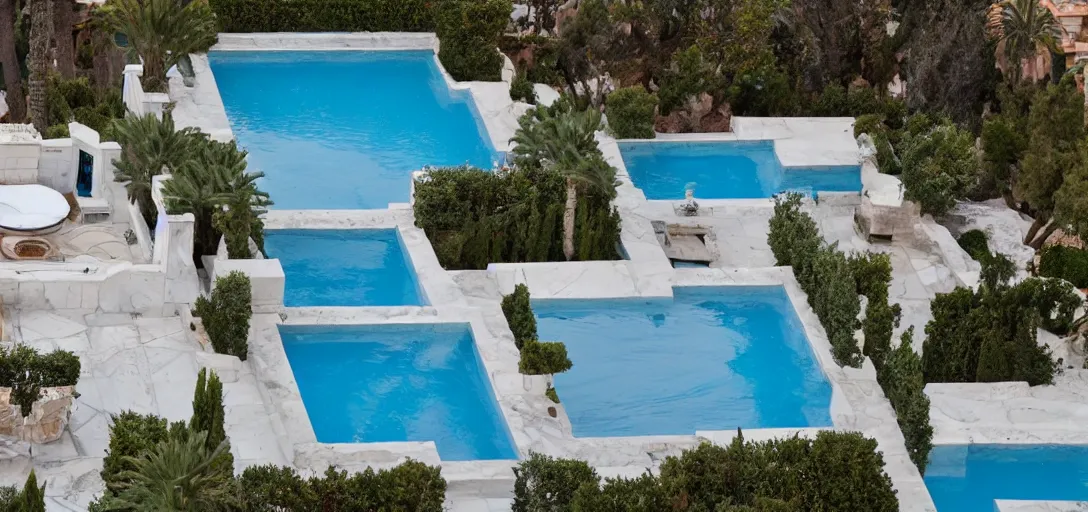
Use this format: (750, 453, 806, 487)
(501, 284, 574, 376)
(196, 271, 252, 361)
(208, 0, 436, 32)
(238, 461, 446, 511)
(511, 70, 537, 104)
(1039, 245, 1088, 288)
(878, 328, 933, 472)
(0, 346, 81, 417)
(501, 284, 537, 350)
(957, 229, 990, 262)
(515, 431, 900, 511)
(606, 86, 658, 139)
(435, 0, 511, 82)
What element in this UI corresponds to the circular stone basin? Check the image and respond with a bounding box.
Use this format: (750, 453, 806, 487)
(0, 237, 56, 260)
(0, 184, 71, 232)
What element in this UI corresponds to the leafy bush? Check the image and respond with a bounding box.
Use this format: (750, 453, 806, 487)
(44, 124, 70, 139)
(1027, 277, 1082, 334)
(877, 328, 933, 472)
(570, 473, 668, 512)
(658, 45, 715, 116)
(512, 453, 599, 512)
(195, 271, 252, 360)
(519, 339, 573, 375)
(900, 123, 979, 216)
(98, 412, 180, 496)
(768, 193, 861, 367)
(957, 229, 990, 261)
(0, 346, 80, 416)
(545, 385, 559, 403)
(502, 284, 537, 350)
(606, 86, 658, 139)
(208, 0, 436, 32)
(863, 297, 901, 370)
(1038, 245, 1088, 288)
(850, 252, 892, 298)
(239, 460, 446, 511)
(413, 165, 621, 269)
(510, 70, 537, 104)
(191, 368, 233, 473)
(435, 0, 511, 82)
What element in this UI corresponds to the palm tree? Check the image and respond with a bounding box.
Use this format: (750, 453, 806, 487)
(0, 0, 26, 121)
(53, 0, 77, 78)
(100, 430, 237, 511)
(97, 0, 217, 92)
(111, 112, 205, 229)
(511, 101, 618, 260)
(991, 0, 1061, 84)
(27, 0, 53, 133)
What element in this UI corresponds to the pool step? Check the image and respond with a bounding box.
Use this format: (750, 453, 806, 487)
(442, 460, 516, 500)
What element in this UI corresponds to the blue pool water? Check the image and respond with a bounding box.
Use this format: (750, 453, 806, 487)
(264, 229, 424, 307)
(533, 286, 832, 437)
(925, 444, 1088, 511)
(209, 51, 497, 210)
(279, 324, 516, 461)
(618, 141, 862, 200)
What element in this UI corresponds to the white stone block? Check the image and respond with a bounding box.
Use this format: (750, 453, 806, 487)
(213, 259, 285, 309)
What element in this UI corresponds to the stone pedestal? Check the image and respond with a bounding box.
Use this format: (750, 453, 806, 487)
(0, 386, 75, 444)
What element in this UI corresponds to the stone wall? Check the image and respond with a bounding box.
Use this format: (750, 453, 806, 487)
(0, 136, 40, 185)
(0, 386, 75, 444)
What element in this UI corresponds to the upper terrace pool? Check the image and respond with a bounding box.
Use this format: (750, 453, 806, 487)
(533, 286, 832, 437)
(925, 444, 1088, 511)
(209, 51, 497, 210)
(618, 140, 861, 200)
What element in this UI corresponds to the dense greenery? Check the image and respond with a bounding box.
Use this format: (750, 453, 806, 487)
(605, 86, 657, 139)
(0, 471, 46, 512)
(111, 113, 203, 230)
(1038, 245, 1088, 288)
(501, 284, 573, 377)
(510, 68, 537, 104)
(957, 230, 991, 262)
(0, 345, 80, 418)
(207, 0, 435, 32)
(237, 462, 446, 511)
(768, 193, 861, 367)
(514, 431, 898, 512)
(501, 284, 537, 350)
(195, 271, 252, 361)
(922, 260, 1079, 386)
(900, 123, 979, 216)
(44, 74, 124, 139)
(878, 328, 934, 472)
(435, 0, 511, 82)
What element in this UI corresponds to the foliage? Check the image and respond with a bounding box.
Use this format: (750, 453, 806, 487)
(993, 0, 1061, 84)
(238, 460, 446, 511)
(112, 113, 206, 230)
(850, 252, 893, 298)
(99, 412, 178, 497)
(19, 471, 44, 512)
(510, 69, 537, 105)
(1054, 143, 1088, 246)
(519, 339, 573, 376)
(605, 86, 657, 139)
(878, 328, 934, 472)
(207, 0, 435, 32)
(518, 432, 898, 511)
(195, 271, 251, 361)
(1038, 245, 1088, 288)
(98, 0, 218, 92)
(190, 369, 233, 474)
(434, 0, 511, 82)
(1018, 277, 1082, 334)
(657, 45, 715, 116)
(957, 230, 991, 262)
(0, 345, 80, 417)
(768, 193, 861, 367)
(512, 453, 599, 512)
(44, 124, 70, 139)
(95, 429, 237, 511)
(545, 385, 559, 404)
(501, 284, 537, 350)
(900, 123, 979, 217)
(980, 252, 1018, 290)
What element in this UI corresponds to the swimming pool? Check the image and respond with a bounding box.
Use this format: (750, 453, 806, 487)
(925, 444, 1088, 511)
(279, 323, 517, 461)
(264, 229, 424, 307)
(618, 140, 861, 200)
(209, 51, 497, 210)
(532, 286, 832, 437)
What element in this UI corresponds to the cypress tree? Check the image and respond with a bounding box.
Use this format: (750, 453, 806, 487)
(21, 470, 45, 512)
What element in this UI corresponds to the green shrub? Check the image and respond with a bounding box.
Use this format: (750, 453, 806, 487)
(900, 123, 979, 216)
(863, 298, 901, 370)
(195, 271, 252, 360)
(1027, 277, 1082, 334)
(191, 368, 233, 473)
(414, 165, 621, 269)
(1039, 245, 1088, 288)
(208, 0, 436, 32)
(957, 229, 990, 261)
(239, 461, 446, 511)
(0, 346, 80, 415)
(43, 124, 69, 139)
(878, 328, 933, 473)
(510, 70, 537, 104)
(33, 350, 81, 387)
(854, 113, 885, 138)
(19, 471, 44, 512)
(502, 284, 537, 350)
(658, 45, 715, 116)
(545, 385, 559, 403)
(435, 0, 511, 82)
(519, 339, 573, 375)
(571, 474, 667, 512)
(850, 252, 892, 298)
(99, 412, 179, 496)
(513, 453, 599, 512)
(606, 86, 657, 139)
(73, 106, 109, 134)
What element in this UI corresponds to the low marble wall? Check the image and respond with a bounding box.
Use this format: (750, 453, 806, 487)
(212, 259, 285, 314)
(995, 500, 1088, 511)
(213, 32, 437, 51)
(0, 386, 75, 444)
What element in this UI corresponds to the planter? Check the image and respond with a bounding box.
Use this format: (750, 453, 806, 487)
(0, 386, 76, 443)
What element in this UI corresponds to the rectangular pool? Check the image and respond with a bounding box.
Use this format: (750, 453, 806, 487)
(925, 444, 1088, 511)
(209, 51, 498, 210)
(618, 140, 861, 200)
(533, 286, 832, 437)
(264, 229, 425, 307)
(279, 323, 517, 461)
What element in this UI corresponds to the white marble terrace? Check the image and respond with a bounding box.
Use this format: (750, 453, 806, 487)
(1, 32, 1083, 512)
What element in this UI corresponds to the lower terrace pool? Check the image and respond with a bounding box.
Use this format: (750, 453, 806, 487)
(925, 444, 1088, 511)
(279, 323, 516, 461)
(264, 229, 424, 307)
(209, 51, 497, 210)
(619, 140, 861, 200)
(533, 286, 832, 438)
